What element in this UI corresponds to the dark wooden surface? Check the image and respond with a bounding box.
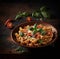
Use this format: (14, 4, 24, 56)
(0, 2, 60, 57)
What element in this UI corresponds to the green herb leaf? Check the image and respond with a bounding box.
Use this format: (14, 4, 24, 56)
(40, 6, 50, 18)
(20, 32, 24, 37)
(33, 30, 37, 34)
(15, 12, 22, 20)
(38, 28, 46, 35)
(32, 11, 41, 18)
(34, 24, 37, 29)
(15, 11, 29, 20)
(22, 12, 29, 17)
(29, 27, 34, 31)
(41, 30, 46, 35)
(33, 24, 37, 34)
(38, 39, 43, 44)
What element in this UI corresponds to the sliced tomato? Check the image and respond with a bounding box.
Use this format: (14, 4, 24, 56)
(27, 33, 32, 36)
(35, 32, 41, 39)
(37, 24, 43, 29)
(47, 31, 52, 35)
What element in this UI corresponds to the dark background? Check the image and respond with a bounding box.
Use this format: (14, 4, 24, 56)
(0, 0, 60, 18)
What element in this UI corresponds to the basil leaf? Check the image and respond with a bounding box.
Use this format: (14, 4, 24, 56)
(38, 28, 46, 35)
(22, 12, 29, 17)
(41, 11, 50, 18)
(38, 39, 43, 44)
(15, 11, 29, 20)
(34, 24, 37, 29)
(32, 11, 42, 18)
(15, 14, 22, 20)
(29, 27, 34, 31)
(20, 32, 24, 37)
(33, 30, 37, 34)
(40, 6, 50, 18)
(33, 24, 37, 34)
(41, 30, 46, 35)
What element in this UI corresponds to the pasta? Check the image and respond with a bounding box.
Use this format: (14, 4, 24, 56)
(15, 23, 53, 47)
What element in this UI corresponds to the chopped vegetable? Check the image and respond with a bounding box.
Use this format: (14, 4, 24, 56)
(38, 28, 46, 35)
(34, 24, 37, 31)
(33, 24, 37, 34)
(34, 24, 37, 28)
(33, 30, 37, 34)
(29, 27, 34, 31)
(15, 23, 53, 47)
(20, 32, 24, 37)
(38, 39, 43, 44)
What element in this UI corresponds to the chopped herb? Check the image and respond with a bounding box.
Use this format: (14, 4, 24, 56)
(20, 32, 24, 37)
(41, 30, 46, 35)
(29, 27, 34, 31)
(34, 24, 37, 28)
(32, 12, 40, 17)
(38, 39, 43, 44)
(33, 24, 37, 34)
(33, 30, 37, 34)
(22, 12, 29, 17)
(38, 28, 46, 35)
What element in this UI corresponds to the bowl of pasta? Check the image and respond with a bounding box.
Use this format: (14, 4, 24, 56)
(11, 20, 57, 48)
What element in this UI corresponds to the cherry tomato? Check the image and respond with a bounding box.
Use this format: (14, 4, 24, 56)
(26, 17, 32, 22)
(27, 33, 32, 36)
(6, 22, 13, 29)
(4, 18, 12, 25)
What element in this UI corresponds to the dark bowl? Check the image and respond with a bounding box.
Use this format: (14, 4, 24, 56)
(11, 20, 58, 48)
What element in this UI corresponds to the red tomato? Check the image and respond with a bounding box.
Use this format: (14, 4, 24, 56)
(4, 18, 12, 25)
(37, 25, 41, 28)
(26, 17, 32, 22)
(35, 32, 41, 39)
(37, 24, 43, 28)
(27, 33, 32, 36)
(47, 31, 52, 35)
(6, 22, 13, 28)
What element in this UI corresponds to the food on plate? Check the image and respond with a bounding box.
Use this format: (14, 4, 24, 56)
(15, 23, 53, 47)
